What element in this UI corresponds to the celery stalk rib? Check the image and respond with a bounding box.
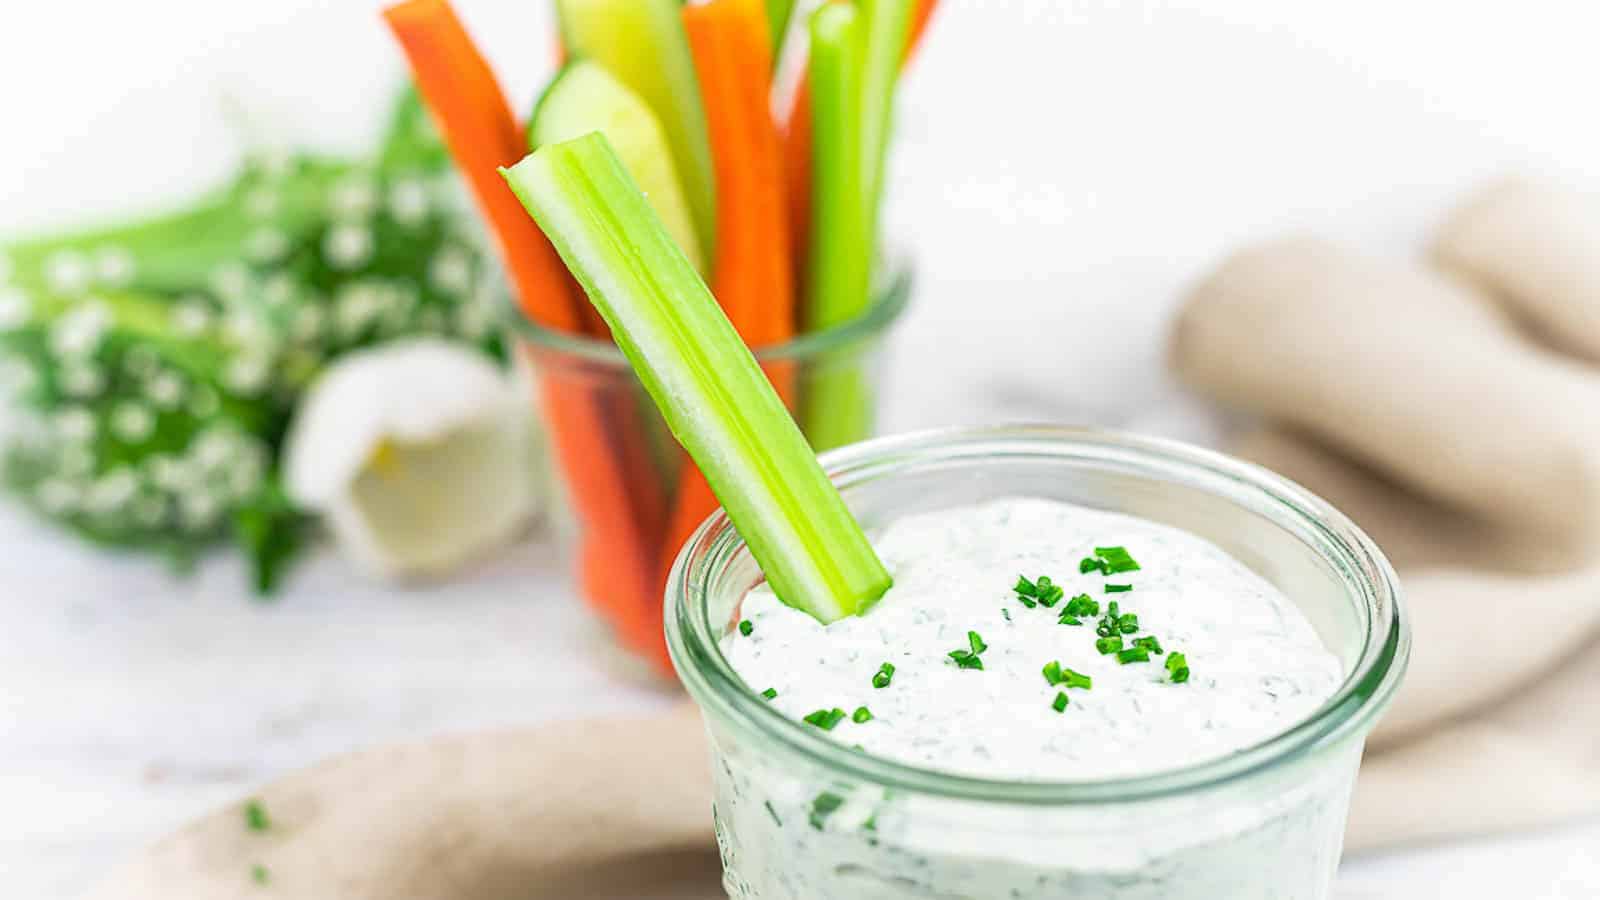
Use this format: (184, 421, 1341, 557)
(800, 3, 875, 451)
(501, 134, 890, 623)
(858, 0, 916, 238)
(765, 0, 798, 59)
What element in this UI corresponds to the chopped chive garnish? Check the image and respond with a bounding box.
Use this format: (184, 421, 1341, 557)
(1042, 660, 1064, 686)
(852, 706, 873, 724)
(739, 619, 754, 636)
(1036, 576, 1064, 606)
(1060, 667, 1093, 690)
(1052, 691, 1069, 713)
(244, 799, 270, 832)
(1117, 614, 1140, 634)
(948, 650, 984, 670)
(809, 791, 845, 830)
(1014, 575, 1037, 597)
(762, 687, 778, 700)
(765, 799, 783, 827)
(1096, 621, 1116, 638)
(872, 662, 896, 689)
(1167, 652, 1190, 683)
(1065, 594, 1099, 617)
(1106, 584, 1133, 593)
(804, 708, 848, 730)
(1017, 596, 1037, 609)
(1092, 546, 1141, 573)
(1134, 635, 1164, 655)
(1107, 601, 1120, 619)
(968, 631, 987, 655)
(1117, 647, 1151, 664)
(1096, 635, 1124, 655)
(1059, 614, 1082, 626)
(1002, 608, 1012, 621)
(1079, 556, 1108, 574)
(251, 864, 269, 885)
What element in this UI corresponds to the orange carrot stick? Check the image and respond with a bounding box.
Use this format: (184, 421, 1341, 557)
(685, 0, 794, 347)
(782, 0, 938, 285)
(650, 0, 801, 667)
(385, 0, 581, 330)
(387, 0, 661, 653)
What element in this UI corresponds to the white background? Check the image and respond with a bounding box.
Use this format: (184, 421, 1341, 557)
(3, 0, 1599, 896)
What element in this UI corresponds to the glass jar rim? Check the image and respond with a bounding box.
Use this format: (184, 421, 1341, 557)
(666, 425, 1410, 806)
(508, 258, 914, 367)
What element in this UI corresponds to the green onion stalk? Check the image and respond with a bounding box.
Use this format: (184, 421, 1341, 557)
(0, 88, 507, 592)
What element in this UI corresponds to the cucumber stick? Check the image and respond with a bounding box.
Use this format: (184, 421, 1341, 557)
(555, 0, 717, 260)
(530, 61, 706, 274)
(501, 133, 891, 623)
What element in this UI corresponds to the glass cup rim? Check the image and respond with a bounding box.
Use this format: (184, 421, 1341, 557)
(666, 425, 1411, 806)
(507, 259, 915, 367)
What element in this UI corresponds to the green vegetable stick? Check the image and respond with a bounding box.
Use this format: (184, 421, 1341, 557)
(858, 0, 916, 236)
(529, 61, 706, 274)
(556, 0, 717, 260)
(800, 3, 873, 451)
(765, 0, 798, 60)
(501, 133, 891, 623)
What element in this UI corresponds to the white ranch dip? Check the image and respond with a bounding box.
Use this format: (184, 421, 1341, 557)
(710, 498, 1352, 900)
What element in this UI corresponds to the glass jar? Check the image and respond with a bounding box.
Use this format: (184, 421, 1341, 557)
(511, 264, 913, 668)
(666, 426, 1409, 899)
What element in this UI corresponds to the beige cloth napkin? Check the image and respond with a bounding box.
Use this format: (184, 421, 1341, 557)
(1173, 177, 1600, 850)
(92, 178, 1600, 897)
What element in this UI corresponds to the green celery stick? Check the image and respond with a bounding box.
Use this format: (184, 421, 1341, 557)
(556, 0, 717, 260)
(766, 0, 797, 60)
(800, 3, 874, 451)
(802, 3, 868, 332)
(501, 133, 891, 623)
(529, 61, 706, 274)
(858, 0, 916, 236)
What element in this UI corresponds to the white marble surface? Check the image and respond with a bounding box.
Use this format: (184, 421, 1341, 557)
(6, 0, 1600, 896)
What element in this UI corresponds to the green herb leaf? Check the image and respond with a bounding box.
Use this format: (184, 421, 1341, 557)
(852, 706, 873, 724)
(739, 619, 754, 636)
(871, 662, 895, 689)
(244, 799, 271, 832)
(1042, 660, 1064, 686)
(1096, 635, 1124, 655)
(1061, 667, 1093, 690)
(948, 649, 985, 670)
(1058, 614, 1082, 626)
(1167, 652, 1190, 683)
(1052, 691, 1069, 713)
(809, 790, 845, 830)
(1106, 584, 1133, 593)
(1092, 546, 1141, 573)
(1134, 635, 1164, 655)
(967, 631, 987, 655)
(762, 687, 778, 700)
(1014, 575, 1038, 597)
(803, 708, 848, 730)
(1065, 594, 1099, 617)
(1116, 647, 1152, 665)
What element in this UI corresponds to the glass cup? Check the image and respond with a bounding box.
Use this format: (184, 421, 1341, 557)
(666, 426, 1410, 900)
(511, 264, 913, 668)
